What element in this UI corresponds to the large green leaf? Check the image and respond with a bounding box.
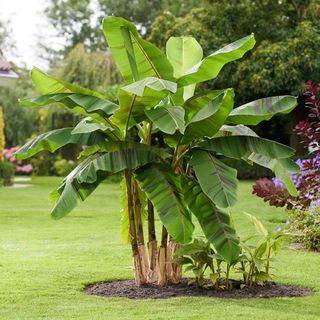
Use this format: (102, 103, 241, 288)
(122, 77, 177, 96)
(50, 156, 107, 219)
(166, 36, 203, 101)
(51, 143, 167, 218)
(177, 34, 255, 86)
(198, 136, 299, 196)
(145, 103, 185, 134)
(30, 67, 106, 98)
(76, 143, 169, 184)
(215, 125, 258, 137)
(135, 164, 194, 244)
(227, 96, 297, 125)
(71, 117, 111, 134)
(183, 90, 232, 122)
(21, 93, 118, 121)
(190, 150, 238, 208)
(184, 178, 240, 263)
(15, 128, 104, 160)
(182, 89, 234, 143)
(22, 68, 119, 124)
(199, 136, 295, 159)
(102, 16, 173, 83)
(249, 155, 299, 196)
(111, 77, 177, 130)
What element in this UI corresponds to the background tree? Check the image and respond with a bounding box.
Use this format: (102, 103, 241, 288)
(54, 43, 121, 91)
(44, 0, 220, 61)
(0, 67, 38, 147)
(0, 19, 38, 148)
(0, 20, 8, 48)
(149, 0, 320, 146)
(44, 0, 103, 58)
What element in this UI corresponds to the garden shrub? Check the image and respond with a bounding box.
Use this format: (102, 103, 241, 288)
(3, 147, 33, 175)
(253, 81, 320, 251)
(29, 152, 55, 176)
(303, 223, 320, 251)
(0, 160, 15, 186)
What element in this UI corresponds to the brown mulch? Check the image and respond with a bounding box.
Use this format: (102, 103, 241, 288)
(85, 278, 314, 299)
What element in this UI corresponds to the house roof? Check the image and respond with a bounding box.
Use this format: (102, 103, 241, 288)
(0, 49, 12, 72)
(0, 49, 19, 86)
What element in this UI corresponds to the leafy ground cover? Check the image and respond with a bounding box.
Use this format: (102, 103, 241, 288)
(0, 177, 319, 320)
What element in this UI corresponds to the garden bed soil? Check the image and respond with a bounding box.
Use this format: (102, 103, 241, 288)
(85, 278, 314, 299)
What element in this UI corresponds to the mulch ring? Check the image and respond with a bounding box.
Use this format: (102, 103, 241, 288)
(85, 278, 314, 299)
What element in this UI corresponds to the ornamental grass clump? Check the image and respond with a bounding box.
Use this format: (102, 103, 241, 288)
(16, 16, 298, 287)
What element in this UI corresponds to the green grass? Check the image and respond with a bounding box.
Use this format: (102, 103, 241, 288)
(0, 177, 319, 320)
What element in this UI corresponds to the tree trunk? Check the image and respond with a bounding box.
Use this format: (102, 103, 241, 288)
(133, 181, 149, 282)
(147, 200, 158, 283)
(157, 226, 168, 286)
(124, 170, 146, 286)
(126, 172, 183, 286)
(166, 237, 182, 283)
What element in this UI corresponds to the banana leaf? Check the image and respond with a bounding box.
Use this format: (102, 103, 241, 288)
(15, 128, 104, 160)
(184, 178, 240, 263)
(166, 36, 203, 101)
(103, 16, 173, 83)
(136, 163, 194, 243)
(227, 96, 297, 125)
(178, 34, 255, 86)
(190, 150, 238, 208)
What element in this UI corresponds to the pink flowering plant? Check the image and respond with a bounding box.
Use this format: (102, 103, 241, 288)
(3, 147, 33, 175)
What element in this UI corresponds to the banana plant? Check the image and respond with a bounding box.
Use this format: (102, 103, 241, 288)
(16, 16, 299, 287)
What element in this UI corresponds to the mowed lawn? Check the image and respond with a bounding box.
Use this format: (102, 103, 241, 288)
(0, 177, 319, 320)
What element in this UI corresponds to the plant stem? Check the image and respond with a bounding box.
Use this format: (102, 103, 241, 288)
(146, 199, 158, 283)
(124, 170, 138, 254)
(249, 263, 255, 287)
(226, 264, 231, 289)
(147, 200, 156, 243)
(133, 181, 144, 246)
(172, 145, 187, 171)
(241, 261, 246, 282)
(161, 225, 168, 247)
(246, 264, 252, 286)
(157, 225, 169, 286)
(124, 170, 144, 285)
(265, 246, 272, 274)
(208, 260, 215, 274)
